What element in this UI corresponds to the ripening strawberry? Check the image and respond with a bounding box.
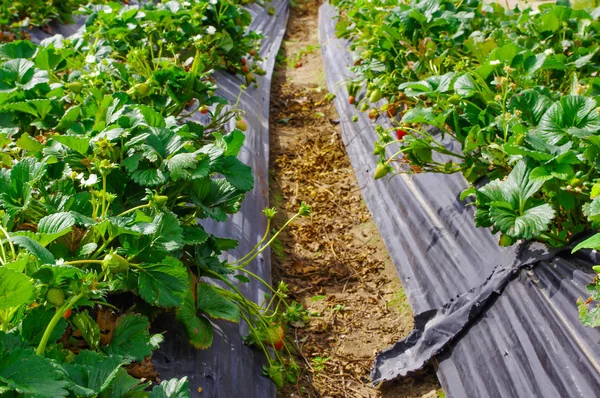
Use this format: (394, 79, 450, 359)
(249, 49, 256, 57)
(63, 309, 72, 319)
(368, 109, 379, 120)
(241, 57, 247, 66)
(200, 105, 209, 114)
(396, 129, 407, 140)
(236, 119, 247, 131)
(348, 96, 355, 105)
(242, 65, 249, 74)
(264, 325, 285, 350)
(295, 62, 302, 68)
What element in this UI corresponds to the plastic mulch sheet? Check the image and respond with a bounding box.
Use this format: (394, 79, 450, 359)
(319, 2, 600, 397)
(152, 1, 289, 396)
(29, 1, 290, 396)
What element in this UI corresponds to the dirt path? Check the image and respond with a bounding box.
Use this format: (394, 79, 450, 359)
(268, 1, 442, 397)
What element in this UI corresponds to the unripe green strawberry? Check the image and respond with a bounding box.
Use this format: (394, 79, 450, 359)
(448, 95, 461, 105)
(153, 194, 169, 206)
(236, 119, 247, 131)
(66, 82, 83, 94)
(570, 178, 583, 188)
(369, 89, 383, 103)
(374, 163, 392, 180)
(102, 253, 130, 273)
(47, 288, 65, 307)
(133, 83, 149, 96)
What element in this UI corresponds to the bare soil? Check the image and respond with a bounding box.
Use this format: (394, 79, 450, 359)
(268, 1, 442, 397)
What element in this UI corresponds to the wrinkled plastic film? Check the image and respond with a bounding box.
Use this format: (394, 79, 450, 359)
(319, 2, 600, 397)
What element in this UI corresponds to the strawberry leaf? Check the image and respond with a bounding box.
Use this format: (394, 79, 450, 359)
(149, 377, 190, 398)
(0, 268, 35, 309)
(136, 257, 188, 308)
(103, 314, 155, 362)
(197, 283, 239, 322)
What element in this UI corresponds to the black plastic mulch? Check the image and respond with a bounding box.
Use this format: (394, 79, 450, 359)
(152, 1, 289, 397)
(319, 2, 600, 397)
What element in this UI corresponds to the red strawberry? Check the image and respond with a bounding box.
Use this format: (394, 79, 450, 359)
(200, 105, 209, 114)
(295, 62, 302, 68)
(242, 65, 249, 74)
(396, 129, 407, 140)
(348, 95, 355, 105)
(63, 309, 72, 319)
(249, 49, 256, 57)
(386, 106, 397, 118)
(241, 57, 247, 66)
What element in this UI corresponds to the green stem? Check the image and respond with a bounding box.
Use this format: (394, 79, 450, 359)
(0, 224, 16, 259)
(117, 203, 151, 217)
(63, 259, 105, 266)
(229, 218, 272, 266)
(36, 292, 85, 355)
(231, 214, 300, 269)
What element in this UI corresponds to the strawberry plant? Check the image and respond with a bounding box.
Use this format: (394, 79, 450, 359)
(0, 0, 308, 394)
(332, 0, 600, 324)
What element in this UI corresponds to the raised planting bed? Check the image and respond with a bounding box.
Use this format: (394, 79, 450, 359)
(320, 0, 600, 396)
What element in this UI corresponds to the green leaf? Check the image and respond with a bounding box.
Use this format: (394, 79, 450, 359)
(21, 307, 67, 346)
(223, 130, 246, 156)
(62, 351, 123, 397)
(130, 168, 168, 187)
(131, 212, 184, 261)
(104, 314, 154, 362)
(508, 89, 552, 125)
(502, 160, 546, 205)
(0, 41, 36, 60)
(530, 167, 553, 182)
(38, 212, 76, 235)
(0, 59, 48, 92)
(176, 288, 213, 349)
(572, 233, 600, 253)
(578, 298, 600, 327)
(197, 283, 239, 322)
(12, 235, 55, 264)
(489, 203, 555, 239)
(454, 73, 477, 97)
(538, 95, 600, 144)
(98, 368, 147, 398)
(0, 268, 35, 309)
(166, 153, 210, 181)
(53, 135, 91, 156)
(182, 226, 209, 245)
(137, 257, 188, 308)
(149, 377, 190, 398)
(219, 156, 254, 192)
(72, 312, 101, 350)
(15, 134, 43, 153)
(0, 336, 68, 397)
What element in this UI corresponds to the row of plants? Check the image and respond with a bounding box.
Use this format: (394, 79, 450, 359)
(0, 0, 306, 396)
(0, 0, 102, 42)
(331, 0, 600, 324)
